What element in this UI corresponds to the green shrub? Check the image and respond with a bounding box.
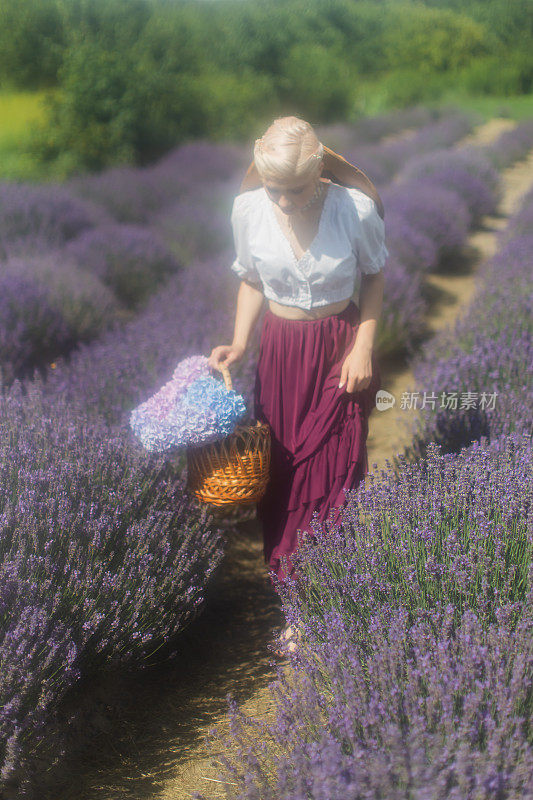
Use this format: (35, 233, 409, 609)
(381, 4, 490, 74)
(455, 53, 533, 97)
(0, 0, 63, 90)
(27, 38, 205, 171)
(379, 67, 448, 108)
(279, 43, 356, 121)
(186, 68, 279, 141)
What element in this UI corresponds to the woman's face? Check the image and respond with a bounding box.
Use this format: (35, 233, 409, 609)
(262, 165, 324, 215)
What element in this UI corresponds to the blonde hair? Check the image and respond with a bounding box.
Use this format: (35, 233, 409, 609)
(254, 116, 323, 184)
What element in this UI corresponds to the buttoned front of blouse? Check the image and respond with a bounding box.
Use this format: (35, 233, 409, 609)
(230, 182, 388, 310)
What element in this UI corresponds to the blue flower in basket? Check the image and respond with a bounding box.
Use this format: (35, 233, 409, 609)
(129, 356, 247, 452)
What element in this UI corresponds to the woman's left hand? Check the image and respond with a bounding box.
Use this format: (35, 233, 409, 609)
(339, 344, 373, 393)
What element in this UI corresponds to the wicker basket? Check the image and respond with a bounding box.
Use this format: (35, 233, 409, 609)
(186, 364, 271, 506)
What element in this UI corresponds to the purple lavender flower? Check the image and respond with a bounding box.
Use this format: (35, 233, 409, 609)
(0, 383, 227, 786)
(0, 181, 110, 259)
(382, 179, 471, 263)
(397, 149, 501, 222)
(0, 273, 73, 385)
(62, 222, 181, 308)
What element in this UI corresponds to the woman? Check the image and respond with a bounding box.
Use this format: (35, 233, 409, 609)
(208, 116, 388, 651)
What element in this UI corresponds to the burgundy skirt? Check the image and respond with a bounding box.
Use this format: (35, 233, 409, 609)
(254, 300, 381, 586)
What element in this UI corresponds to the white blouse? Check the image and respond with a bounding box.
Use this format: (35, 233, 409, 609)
(230, 181, 388, 310)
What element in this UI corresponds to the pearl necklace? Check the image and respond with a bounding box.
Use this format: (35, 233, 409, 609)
(286, 181, 325, 233)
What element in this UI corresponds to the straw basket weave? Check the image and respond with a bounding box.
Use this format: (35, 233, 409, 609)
(186, 364, 271, 506)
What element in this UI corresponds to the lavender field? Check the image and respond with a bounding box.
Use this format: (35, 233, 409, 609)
(1, 107, 532, 798)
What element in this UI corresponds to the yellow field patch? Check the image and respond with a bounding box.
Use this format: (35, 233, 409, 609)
(0, 89, 53, 146)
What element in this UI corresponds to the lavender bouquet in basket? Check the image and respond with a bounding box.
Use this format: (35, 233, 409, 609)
(129, 355, 247, 452)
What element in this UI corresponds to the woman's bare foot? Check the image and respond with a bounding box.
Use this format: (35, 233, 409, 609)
(280, 624, 294, 640)
(273, 623, 300, 657)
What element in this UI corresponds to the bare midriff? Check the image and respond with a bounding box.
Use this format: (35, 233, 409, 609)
(268, 296, 352, 320)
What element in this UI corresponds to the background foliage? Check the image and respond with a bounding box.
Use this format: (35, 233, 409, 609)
(0, 0, 532, 174)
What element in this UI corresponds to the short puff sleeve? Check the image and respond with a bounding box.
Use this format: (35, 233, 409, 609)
(348, 189, 389, 275)
(230, 194, 262, 288)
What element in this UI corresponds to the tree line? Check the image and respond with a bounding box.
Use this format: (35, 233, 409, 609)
(0, 0, 531, 171)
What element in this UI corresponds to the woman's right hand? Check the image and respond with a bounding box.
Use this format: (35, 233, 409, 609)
(208, 343, 246, 372)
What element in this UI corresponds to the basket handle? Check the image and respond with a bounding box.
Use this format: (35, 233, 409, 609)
(218, 363, 232, 391)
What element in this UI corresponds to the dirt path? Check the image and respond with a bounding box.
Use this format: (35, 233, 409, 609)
(51, 118, 533, 800)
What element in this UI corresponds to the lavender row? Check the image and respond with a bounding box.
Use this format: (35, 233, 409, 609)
(0, 384, 228, 791)
(481, 118, 533, 169)
(404, 182, 533, 460)
(343, 111, 479, 188)
(377, 118, 533, 355)
(0, 181, 183, 385)
(0, 244, 260, 787)
(197, 428, 532, 800)
(376, 148, 500, 354)
(314, 105, 455, 153)
(207, 577, 532, 800)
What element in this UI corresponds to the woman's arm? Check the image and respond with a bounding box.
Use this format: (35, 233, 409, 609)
(353, 270, 384, 353)
(232, 279, 265, 352)
(340, 271, 384, 392)
(208, 279, 264, 370)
